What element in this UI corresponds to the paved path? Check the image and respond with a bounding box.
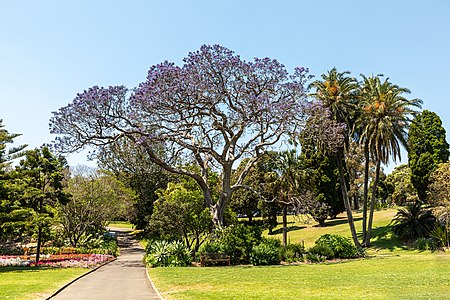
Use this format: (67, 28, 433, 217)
(51, 228, 161, 300)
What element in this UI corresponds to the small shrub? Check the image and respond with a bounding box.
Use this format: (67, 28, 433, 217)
(280, 243, 306, 262)
(306, 252, 326, 263)
(392, 202, 436, 241)
(429, 224, 449, 249)
(210, 224, 263, 264)
(145, 240, 191, 267)
(413, 237, 438, 251)
(314, 234, 359, 259)
(308, 244, 334, 260)
(250, 238, 281, 266)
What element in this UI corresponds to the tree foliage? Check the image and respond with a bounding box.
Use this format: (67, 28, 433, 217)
(383, 164, 417, 205)
(59, 173, 135, 247)
(428, 162, 450, 242)
(50, 45, 310, 228)
(148, 181, 212, 253)
(408, 110, 449, 202)
(97, 140, 169, 230)
(299, 143, 344, 220)
(12, 147, 68, 262)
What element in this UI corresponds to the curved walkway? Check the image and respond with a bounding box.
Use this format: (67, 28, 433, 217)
(50, 228, 161, 300)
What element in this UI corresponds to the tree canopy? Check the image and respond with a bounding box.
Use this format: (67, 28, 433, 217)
(50, 45, 310, 227)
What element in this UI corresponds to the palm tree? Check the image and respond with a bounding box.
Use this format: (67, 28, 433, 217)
(271, 150, 302, 246)
(358, 75, 422, 246)
(310, 68, 361, 247)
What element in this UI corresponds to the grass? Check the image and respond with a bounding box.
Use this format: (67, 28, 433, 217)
(0, 267, 88, 300)
(108, 220, 134, 229)
(147, 208, 450, 299)
(148, 253, 450, 299)
(266, 208, 405, 254)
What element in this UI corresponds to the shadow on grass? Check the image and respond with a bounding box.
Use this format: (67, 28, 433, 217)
(270, 225, 307, 235)
(324, 216, 363, 227)
(0, 266, 52, 273)
(363, 225, 408, 252)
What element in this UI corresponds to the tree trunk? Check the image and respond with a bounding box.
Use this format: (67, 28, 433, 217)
(362, 143, 370, 245)
(36, 226, 42, 264)
(211, 203, 225, 228)
(353, 195, 359, 210)
(365, 157, 381, 247)
(282, 205, 288, 246)
(336, 149, 361, 247)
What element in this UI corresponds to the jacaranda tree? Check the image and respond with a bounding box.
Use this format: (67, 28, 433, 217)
(50, 45, 310, 228)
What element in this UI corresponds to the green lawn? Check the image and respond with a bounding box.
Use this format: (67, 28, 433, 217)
(266, 208, 405, 254)
(0, 267, 88, 300)
(148, 209, 450, 299)
(108, 220, 134, 229)
(148, 253, 450, 299)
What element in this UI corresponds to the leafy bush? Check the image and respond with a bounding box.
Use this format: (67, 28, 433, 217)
(392, 201, 436, 241)
(429, 224, 449, 249)
(250, 238, 281, 266)
(308, 244, 334, 260)
(413, 237, 438, 251)
(145, 240, 191, 267)
(201, 224, 262, 264)
(306, 252, 327, 263)
(314, 234, 360, 259)
(280, 243, 306, 262)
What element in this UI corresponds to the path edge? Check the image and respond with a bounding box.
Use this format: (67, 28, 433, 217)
(146, 266, 165, 300)
(45, 257, 117, 300)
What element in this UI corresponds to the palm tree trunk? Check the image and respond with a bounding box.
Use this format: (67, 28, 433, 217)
(282, 205, 288, 246)
(362, 143, 370, 245)
(336, 149, 361, 247)
(365, 156, 381, 246)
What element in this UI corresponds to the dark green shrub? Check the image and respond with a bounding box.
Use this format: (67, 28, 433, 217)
(392, 202, 436, 241)
(308, 244, 334, 260)
(210, 224, 263, 264)
(250, 238, 281, 266)
(314, 234, 359, 259)
(280, 243, 306, 262)
(413, 237, 438, 251)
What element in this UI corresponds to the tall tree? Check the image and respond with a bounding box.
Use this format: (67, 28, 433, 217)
(271, 150, 305, 246)
(408, 110, 449, 202)
(299, 142, 344, 220)
(97, 140, 169, 230)
(50, 45, 310, 228)
(358, 75, 422, 246)
(14, 147, 68, 263)
(59, 173, 135, 247)
(0, 119, 27, 171)
(309, 68, 361, 247)
(0, 120, 28, 243)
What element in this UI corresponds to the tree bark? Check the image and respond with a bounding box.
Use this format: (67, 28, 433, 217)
(365, 156, 381, 247)
(336, 149, 361, 247)
(362, 143, 370, 244)
(282, 205, 288, 246)
(353, 195, 359, 210)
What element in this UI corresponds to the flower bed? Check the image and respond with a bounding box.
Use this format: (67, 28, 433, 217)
(0, 253, 114, 268)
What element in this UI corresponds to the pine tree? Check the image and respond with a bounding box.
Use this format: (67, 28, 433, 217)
(408, 110, 449, 202)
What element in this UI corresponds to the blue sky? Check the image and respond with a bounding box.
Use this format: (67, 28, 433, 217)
(1, 0, 449, 172)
